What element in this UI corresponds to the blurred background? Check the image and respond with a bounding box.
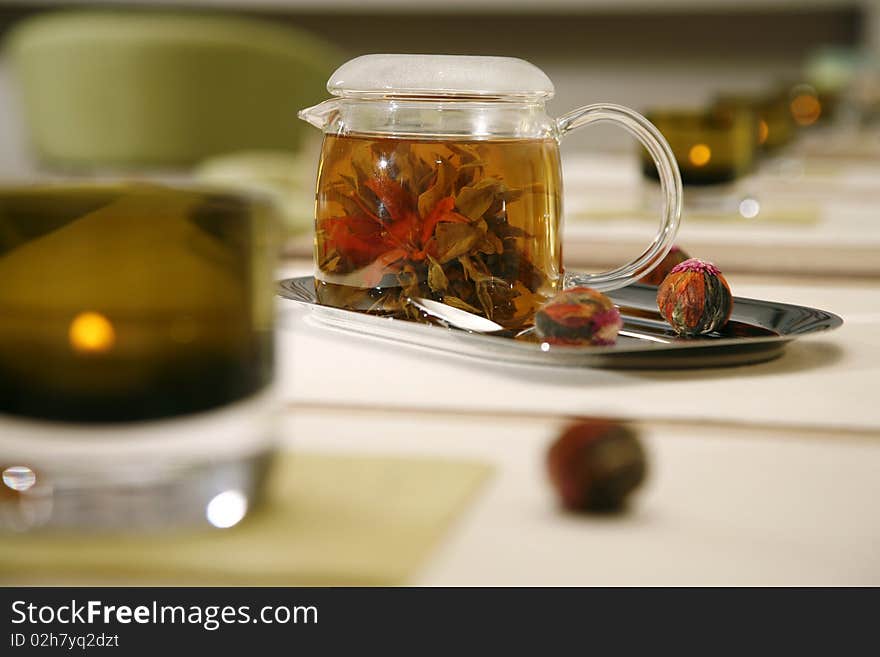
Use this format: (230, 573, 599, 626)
(1, 1, 877, 159)
(1, 0, 879, 277)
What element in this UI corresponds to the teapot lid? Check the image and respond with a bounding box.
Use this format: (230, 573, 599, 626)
(327, 54, 555, 100)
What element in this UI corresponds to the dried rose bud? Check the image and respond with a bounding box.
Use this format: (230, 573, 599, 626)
(547, 419, 647, 512)
(639, 245, 690, 286)
(657, 258, 732, 336)
(535, 287, 622, 346)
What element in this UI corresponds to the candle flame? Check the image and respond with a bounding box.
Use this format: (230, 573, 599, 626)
(757, 119, 769, 145)
(790, 94, 821, 126)
(688, 144, 712, 167)
(69, 311, 116, 354)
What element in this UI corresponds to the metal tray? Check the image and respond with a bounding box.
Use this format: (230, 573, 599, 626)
(278, 276, 842, 369)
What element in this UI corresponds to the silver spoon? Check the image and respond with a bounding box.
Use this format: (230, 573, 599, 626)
(409, 297, 511, 333)
(409, 297, 670, 344)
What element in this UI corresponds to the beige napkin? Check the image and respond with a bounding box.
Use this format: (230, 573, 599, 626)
(0, 451, 491, 585)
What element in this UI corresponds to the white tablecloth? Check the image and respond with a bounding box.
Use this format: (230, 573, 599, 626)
(278, 264, 880, 584)
(279, 267, 880, 432)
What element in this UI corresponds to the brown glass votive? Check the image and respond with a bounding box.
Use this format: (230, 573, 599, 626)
(0, 183, 280, 532)
(785, 82, 837, 128)
(0, 184, 277, 422)
(643, 107, 756, 185)
(715, 91, 796, 152)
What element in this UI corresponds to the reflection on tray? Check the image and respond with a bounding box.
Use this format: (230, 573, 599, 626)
(278, 277, 842, 370)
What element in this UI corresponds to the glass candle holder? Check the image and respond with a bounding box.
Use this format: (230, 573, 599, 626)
(785, 82, 832, 128)
(0, 183, 280, 532)
(715, 91, 797, 153)
(642, 107, 756, 185)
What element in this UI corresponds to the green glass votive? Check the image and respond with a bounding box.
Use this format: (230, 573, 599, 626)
(715, 91, 797, 152)
(643, 107, 756, 185)
(0, 183, 281, 532)
(785, 82, 833, 128)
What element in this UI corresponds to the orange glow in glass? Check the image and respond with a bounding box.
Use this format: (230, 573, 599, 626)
(688, 144, 712, 167)
(757, 119, 769, 145)
(69, 311, 116, 353)
(790, 95, 821, 126)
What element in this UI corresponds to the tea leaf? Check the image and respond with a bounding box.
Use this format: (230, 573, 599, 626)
(457, 254, 520, 320)
(321, 254, 342, 272)
(330, 173, 385, 224)
(389, 142, 416, 192)
(339, 173, 358, 190)
(392, 144, 438, 200)
(358, 247, 408, 287)
(365, 176, 415, 224)
(477, 231, 504, 255)
(420, 196, 468, 245)
(454, 163, 484, 193)
(351, 143, 377, 183)
(458, 254, 491, 282)
(447, 143, 482, 164)
(476, 284, 494, 319)
(416, 165, 437, 192)
(487, 214, 528, 239)
(318, 283, 374, 311)
(427, 255, 449, 292)
(418, 160, 456, 218)
(442, 295, 482, 314)
(507, 181, 546, 203)
(501, 189, 522, 203)
(326, 185, 368, 219)
(399, 293, 423, 320)
(367, 292, 400, 315)
(319, 215, 388, 267)
(455, 177, 505, 220)
(353, 183, 385, 222)
(431, 221, 485, 263)
(501, 242, 544, 292)
(397, 263, 423, 297)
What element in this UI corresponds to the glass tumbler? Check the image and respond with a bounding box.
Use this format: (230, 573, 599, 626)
(0, 183, 280, 532)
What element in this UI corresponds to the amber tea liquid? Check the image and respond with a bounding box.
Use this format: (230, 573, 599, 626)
(314, 134, 562, 330)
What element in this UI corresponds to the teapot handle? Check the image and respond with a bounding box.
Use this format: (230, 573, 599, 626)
(556, 103, 682, 291)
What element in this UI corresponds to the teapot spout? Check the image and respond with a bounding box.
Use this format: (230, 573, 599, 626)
(298, 99, 340, 130)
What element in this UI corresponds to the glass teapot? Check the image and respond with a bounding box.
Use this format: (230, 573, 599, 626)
(299, 54, 681, 330)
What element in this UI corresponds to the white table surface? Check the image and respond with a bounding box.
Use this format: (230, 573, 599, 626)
(288, 411, 880, 586)
(278, 262, 880, 584)
(279, 264, 880, 432)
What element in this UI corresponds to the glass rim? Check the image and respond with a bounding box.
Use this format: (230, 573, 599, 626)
(330, 89, 554, 102)
(0, 178, 282, 209)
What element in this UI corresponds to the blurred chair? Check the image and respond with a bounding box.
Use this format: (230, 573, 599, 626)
(4, 10, 339, 168)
